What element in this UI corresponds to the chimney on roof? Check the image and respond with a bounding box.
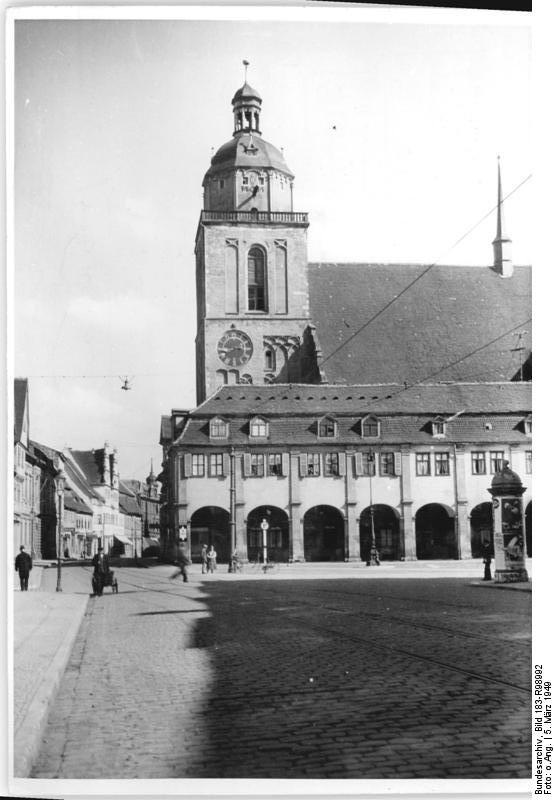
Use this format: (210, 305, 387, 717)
(492, 156, 513, 278)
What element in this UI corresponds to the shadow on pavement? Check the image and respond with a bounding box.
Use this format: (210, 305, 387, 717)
(180, 576, 531, 780)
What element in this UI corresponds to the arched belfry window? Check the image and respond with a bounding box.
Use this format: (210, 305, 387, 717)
(248, 247, 267, 311)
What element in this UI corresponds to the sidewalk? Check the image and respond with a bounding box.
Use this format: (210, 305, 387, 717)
(13, 587, 89, 777)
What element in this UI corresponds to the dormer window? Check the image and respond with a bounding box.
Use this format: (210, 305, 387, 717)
(524, 416, 532, 436)
(250, 417, 268, 438)
(318, 416, 337, 438)
(432, 417, 446, 438)
(361, 415, 380, 438)
(210, 417, 228, 439)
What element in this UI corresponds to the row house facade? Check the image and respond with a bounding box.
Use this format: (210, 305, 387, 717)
(161, 382, 532, 565)
(13, 379, 41, 556)
(123, 466, 162, 555)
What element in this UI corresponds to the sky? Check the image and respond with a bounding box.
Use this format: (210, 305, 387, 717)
(12, 8, 532, 478)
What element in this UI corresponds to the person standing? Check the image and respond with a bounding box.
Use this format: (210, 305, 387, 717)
(201, 543, 208, 574)
(91, 545, 109, 596)
(15, 545, 32, 591)
(207, 545, 217, 574)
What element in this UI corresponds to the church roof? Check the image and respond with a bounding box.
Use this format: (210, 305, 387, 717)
(307, 263, 531, 385)
(205, 133, 293, 180)
(192, 382, 530, 417)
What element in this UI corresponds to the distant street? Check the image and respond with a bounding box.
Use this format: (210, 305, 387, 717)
(32, 563, 531, 779)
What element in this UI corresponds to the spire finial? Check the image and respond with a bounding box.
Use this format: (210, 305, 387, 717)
(492, 155, 513, 277)
(242, 59, 249, 82)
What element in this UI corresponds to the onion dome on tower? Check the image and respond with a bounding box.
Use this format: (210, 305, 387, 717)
(203, 64, 295, 214)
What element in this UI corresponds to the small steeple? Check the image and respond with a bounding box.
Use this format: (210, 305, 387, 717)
(232, 61, 262, 136)
(492, 156, 513, 277)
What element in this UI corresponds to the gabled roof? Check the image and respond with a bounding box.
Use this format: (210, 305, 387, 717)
(63, 488, 94, 515)
(307, 263, 531, 385)
(14, 378, 29, 444)
(69, 449, 106, 486)
(119, 492, 141, 516)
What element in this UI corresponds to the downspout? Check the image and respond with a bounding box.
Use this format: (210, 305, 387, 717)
(452, 444, 461, 560)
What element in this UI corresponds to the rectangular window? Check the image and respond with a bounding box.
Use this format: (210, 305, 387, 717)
(380, 452, 395, 476)
(319, 418, 336, 438)
(434, 452, 450, 476)
(306, 453, 320, 476)
(324, 453, 340, 476)
(209, 454, 224, 477)
(525, 451, 532, 474)
(268, 454, 282, 476)
(251, 454, 264, 477)
(416, 453, 431, 476)
(250, 418, 268, 437)
(490, 451, 505, 474)
(191, 454, 204, 477)
(361, 452, 376, 476)
(472, 452, 486, 475)
(210, 419, 228, 438)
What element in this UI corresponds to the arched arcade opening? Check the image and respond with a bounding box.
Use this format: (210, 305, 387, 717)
(303, 505, 345, 562)
(190, 506, 230, 564)
(470, 502, 493, 558)
(246, 506, 289, 563)
(416, 503, 457, 560)
(359, 505, 401, 561)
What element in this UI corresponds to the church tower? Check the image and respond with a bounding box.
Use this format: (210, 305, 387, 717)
(195, 68, 318, 403)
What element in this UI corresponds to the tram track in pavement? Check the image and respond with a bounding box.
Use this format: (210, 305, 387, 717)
(90, 566, 531, 697)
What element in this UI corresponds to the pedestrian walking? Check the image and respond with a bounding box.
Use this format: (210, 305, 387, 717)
(15, 545, 32, 591)
(201, 543, 208, 574)
(170, 538, 190, 582)
(207, 545, 217, 574)
(230, 548, 240, 573)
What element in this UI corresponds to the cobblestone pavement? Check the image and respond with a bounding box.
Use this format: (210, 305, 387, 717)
(31, 564, 531, 780)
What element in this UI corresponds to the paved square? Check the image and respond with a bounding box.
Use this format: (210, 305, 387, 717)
(31, 565, 531, 779)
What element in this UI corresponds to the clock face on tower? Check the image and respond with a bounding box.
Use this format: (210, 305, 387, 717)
(217, 330, 253, 367)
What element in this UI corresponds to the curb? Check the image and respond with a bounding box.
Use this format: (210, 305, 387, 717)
(470, 580, 532, 593)
(14, 594, 89, 778)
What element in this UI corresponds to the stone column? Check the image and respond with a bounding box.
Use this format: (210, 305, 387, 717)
(454, 446, 472, 559)
(289, 453, 304, 561)
(400, 447, 417, 560)
(345, 452, 360, 561)
(234, 454, 247, 561)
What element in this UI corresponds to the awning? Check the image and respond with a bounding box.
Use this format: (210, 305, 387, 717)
(114, 533, 134, 546)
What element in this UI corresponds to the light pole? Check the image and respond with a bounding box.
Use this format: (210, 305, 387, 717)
(54, 467, 66, 592)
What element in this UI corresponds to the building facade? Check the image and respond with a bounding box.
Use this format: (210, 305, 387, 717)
(164, 383, 532, 564)
(13, 379, 41, 557)
(161, 74, 532, 563)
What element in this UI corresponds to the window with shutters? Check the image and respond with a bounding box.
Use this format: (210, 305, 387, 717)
(434, 452, 450, 476)
(361, 452, 376, 476)
(318, 416, 336, 438)
(380, 452, 395, 476)
(191, 454, 205, 477)
(210, 417, 228, 439)
(268, 453, 282, 476)
(209, 453, 224, 477)
(361, 416, 380, 438)
(251, 454, 264, 477)
(416, 453, 431, 476)
(250, 417, 268, 437)
(306, 453, 320, 476)
(324, 453, 340, 476)
(247, 246, 268, 311)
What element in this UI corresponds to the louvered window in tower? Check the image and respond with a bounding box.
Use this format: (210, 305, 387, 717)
(248, 247, 267, 311)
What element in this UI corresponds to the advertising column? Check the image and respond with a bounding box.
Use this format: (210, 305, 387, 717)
(488, 461, 529, 583)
